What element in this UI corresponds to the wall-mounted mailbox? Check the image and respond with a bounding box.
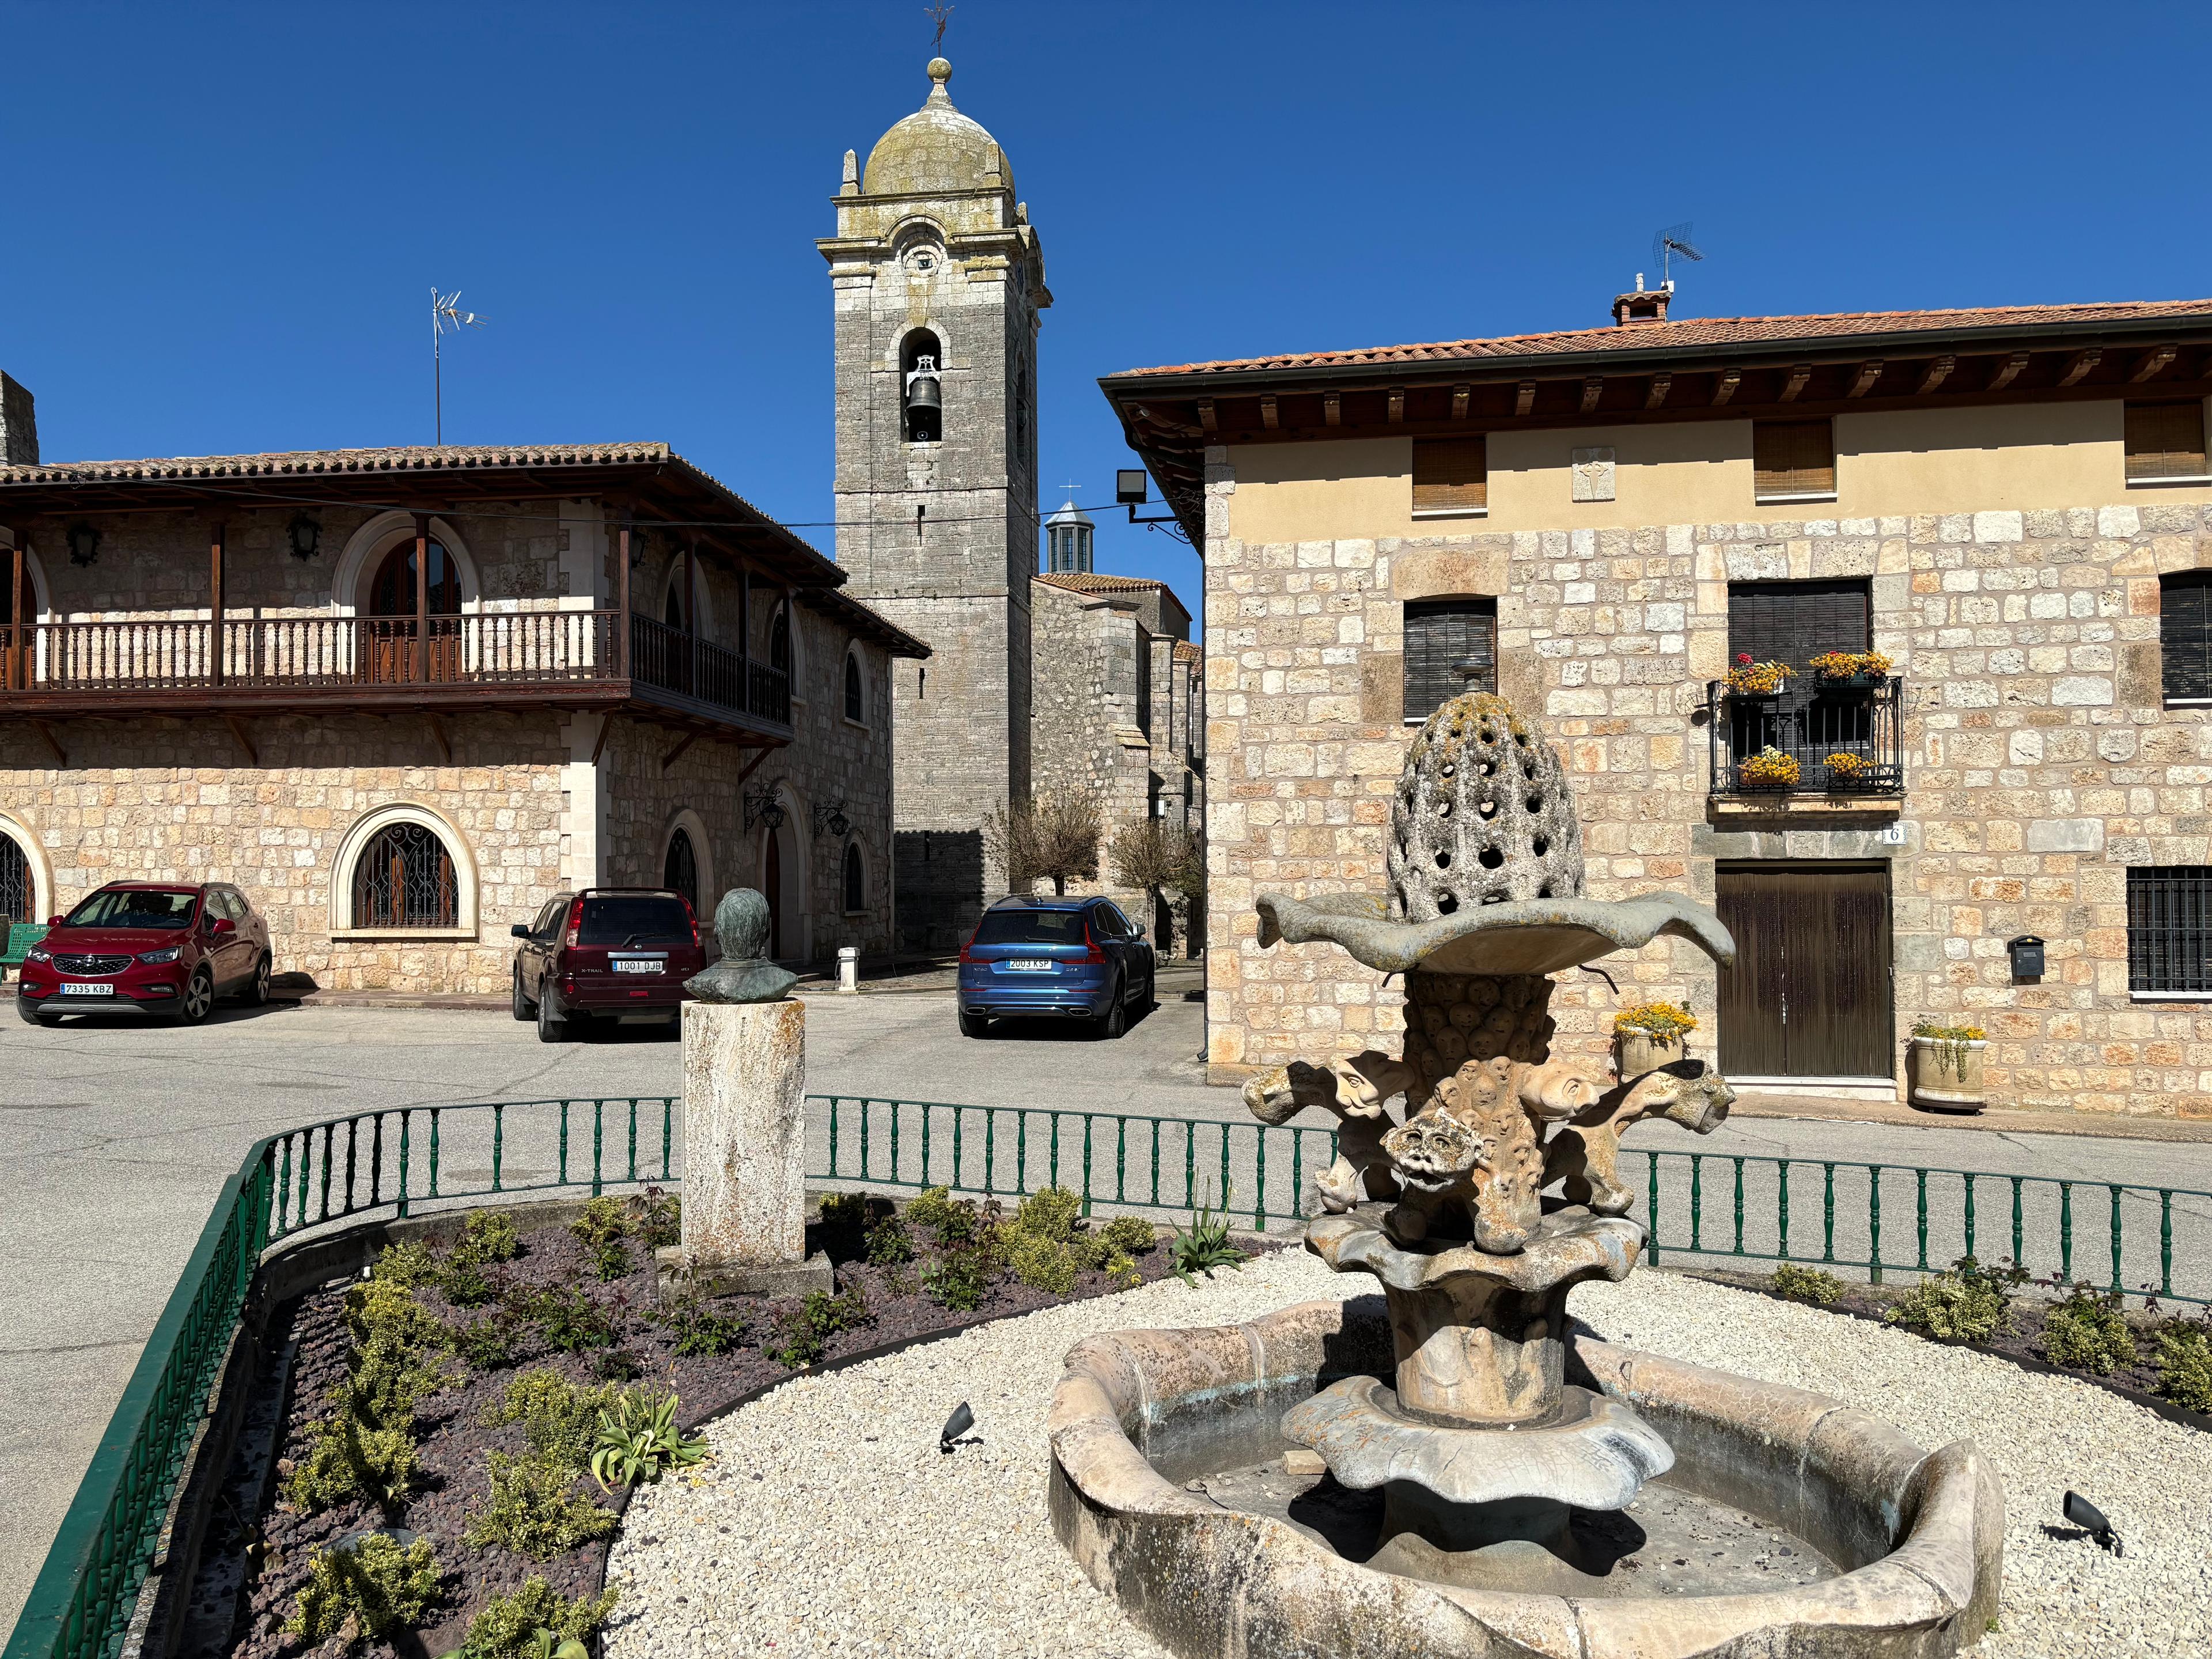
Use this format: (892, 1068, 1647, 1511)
(2008, 935, 2045, 979)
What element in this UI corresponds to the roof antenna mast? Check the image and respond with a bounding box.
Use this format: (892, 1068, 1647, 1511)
(1652, 223, 1704, 293)
(431, 287, 487, 447)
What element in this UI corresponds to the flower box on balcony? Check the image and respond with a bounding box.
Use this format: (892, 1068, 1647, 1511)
(1736, 748, 1801, 790)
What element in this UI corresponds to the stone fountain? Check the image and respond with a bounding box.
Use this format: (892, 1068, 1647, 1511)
(1048, 692, 2003, 1657)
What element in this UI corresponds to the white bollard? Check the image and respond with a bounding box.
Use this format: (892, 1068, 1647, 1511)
(838, 944, 859, 994)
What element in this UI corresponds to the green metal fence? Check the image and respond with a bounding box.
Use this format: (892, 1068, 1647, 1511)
(9, 1094, 2210, 1659)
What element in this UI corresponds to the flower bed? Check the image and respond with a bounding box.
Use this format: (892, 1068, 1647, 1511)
(202, 1188, 1194, 1659)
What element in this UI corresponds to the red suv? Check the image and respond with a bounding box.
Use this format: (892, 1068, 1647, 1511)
(511, 888, 703, 1042)
(16, 881, 272, 1025)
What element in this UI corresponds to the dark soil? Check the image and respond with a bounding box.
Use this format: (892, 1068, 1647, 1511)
(209, 1205, 1187, 1659)
(1689, 1264, 2211, 1422)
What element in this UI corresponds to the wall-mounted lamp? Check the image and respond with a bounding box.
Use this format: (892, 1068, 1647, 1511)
(1115, 468, 1181, 530)
(812, 799, 850, 838)
(66, 522, 101, 567)
(744, 785, 786, 832)
(287, 514, 323, 560)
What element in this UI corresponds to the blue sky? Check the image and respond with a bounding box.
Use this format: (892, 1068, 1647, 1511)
(4, 1, 2209, 626)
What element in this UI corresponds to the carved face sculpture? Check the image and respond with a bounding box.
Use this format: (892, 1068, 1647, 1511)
(1380, 1113, 1481, 1195)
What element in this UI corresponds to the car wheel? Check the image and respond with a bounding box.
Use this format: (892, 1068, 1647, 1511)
(240, 953, 272, 1006)
(16, 1001, 50, 1026)
(959, 1010, 989, 1039)
(512, 967, 536, 1022)
(178, 968, 215, 1026)
(1097, 977, 1127, 1040)
(536, 988, 568, 1043)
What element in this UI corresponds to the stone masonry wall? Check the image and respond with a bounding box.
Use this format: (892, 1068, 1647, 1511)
(1203, 438, 2212, 1118)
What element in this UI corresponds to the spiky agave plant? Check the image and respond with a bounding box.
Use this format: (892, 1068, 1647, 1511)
(588, 1391, 708, 1491)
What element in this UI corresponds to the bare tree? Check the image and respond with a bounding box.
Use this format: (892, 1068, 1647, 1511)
(982, 785, 1104, 896)
(1109, 818, 1205, 949)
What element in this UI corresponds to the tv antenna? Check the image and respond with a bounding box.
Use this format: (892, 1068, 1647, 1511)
(1652, 222, 1704, 290)
(430, 287, 486, 446)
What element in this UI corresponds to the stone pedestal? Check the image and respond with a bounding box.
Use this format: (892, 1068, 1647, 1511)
(656, 998, 834, 1298)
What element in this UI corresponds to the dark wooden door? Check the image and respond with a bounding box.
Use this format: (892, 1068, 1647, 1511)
(1717, 863, 1892, 1077)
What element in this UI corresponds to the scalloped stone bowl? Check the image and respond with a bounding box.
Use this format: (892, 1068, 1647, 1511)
(1047, 1298, 2003, 1659)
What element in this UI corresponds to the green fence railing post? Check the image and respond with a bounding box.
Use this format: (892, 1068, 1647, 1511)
(2010, 1175, 2024, 1267)
(397, 1111, 411, 1221)
(1731, 1157, 1744, 1256)
(2161, 1189, 2175, 1298)
(1646, 1154, 1661, 1264)
(1914, 1168, 1927, 1271)
(591, 1100, 605, 1198)
(2059, 1180, 2074, 1282)
(1963, 1171, 1976, 1262)
(2109, 1184, 2124, 1294)
(1690, 1155, 1704, 1252)
(1821, 1162, 1836, 1264)
(1081, 1115, 1095, 1217)
(1777, 1159, 1790, 1259)
(1868, 1164, 1883, 1286)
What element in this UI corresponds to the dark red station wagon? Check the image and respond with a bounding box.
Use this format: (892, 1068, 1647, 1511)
(511, 888, 703, 1042)
(16, 881, 272, 1025)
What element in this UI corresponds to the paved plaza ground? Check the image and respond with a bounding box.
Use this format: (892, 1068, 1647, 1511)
(5, 978, 2211, 1640)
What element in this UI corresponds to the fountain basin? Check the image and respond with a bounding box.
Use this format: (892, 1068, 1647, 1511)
(1047, 1298, 2002, 1658)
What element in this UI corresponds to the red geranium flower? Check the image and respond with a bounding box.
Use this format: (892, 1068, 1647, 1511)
(1736, 653, 1752, 664)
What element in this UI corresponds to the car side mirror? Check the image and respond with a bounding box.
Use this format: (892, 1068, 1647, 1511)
(510, 923, 531, 938)
(1134, 924, 1147, 938)
(209, 916, 236, 938)
(47, 916, 62, 928)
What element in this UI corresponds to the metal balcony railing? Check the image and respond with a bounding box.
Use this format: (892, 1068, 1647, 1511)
(1707, 674, 1904, 799)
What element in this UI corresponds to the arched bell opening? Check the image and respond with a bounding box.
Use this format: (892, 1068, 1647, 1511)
(901, 328, 944, 444)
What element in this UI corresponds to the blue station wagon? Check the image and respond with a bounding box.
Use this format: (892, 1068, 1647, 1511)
(957, 896, 1156, 1039)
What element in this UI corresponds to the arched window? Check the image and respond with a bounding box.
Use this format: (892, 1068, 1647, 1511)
(844, 652, 864, 722)
(368, 540, 463, 616)
(843, 843, 865, 913)
(664, 827, 699, 913)
(665, 584, 686, 629)
(351, 821, 458, 929)
(0, 830, 33, 924)
(901, 328, 944, 444)
(769, 604, 791, 675)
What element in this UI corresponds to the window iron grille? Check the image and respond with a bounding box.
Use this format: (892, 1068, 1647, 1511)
(2127, 866, 2212, 995)
(664, 828, 699, 915)
(351, 823, 457, 929)
(0, 834, 31, 923)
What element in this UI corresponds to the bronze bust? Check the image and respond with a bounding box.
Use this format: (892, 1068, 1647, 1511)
(684, 888, 798, 1004)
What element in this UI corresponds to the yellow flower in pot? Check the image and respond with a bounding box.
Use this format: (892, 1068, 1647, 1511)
(1908, 1019, 1988, 1112)
(1738, 747, 1801, 789)
(1724, 655, 1794, 696)
(1808, 650, 1893, 685)
(1615, 1001, 1696, 1077)
(1824, 751, 1872, 789)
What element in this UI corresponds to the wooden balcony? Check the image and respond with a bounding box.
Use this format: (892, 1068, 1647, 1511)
(0, 611, 792, 743)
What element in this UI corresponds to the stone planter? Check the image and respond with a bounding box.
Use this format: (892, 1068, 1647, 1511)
(1615, 1027, 1685, 1078)
(1908, 1036, 1987, 1112)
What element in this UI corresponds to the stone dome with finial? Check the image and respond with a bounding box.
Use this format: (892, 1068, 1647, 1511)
(862, 58, 1016, 196)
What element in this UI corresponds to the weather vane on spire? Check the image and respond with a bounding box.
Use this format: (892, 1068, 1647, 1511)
(926, 3, 953, 50)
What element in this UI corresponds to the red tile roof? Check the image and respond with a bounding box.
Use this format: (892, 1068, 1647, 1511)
(1172, 640, 1202, 664)
(1034, 570, 1169, 594)
(1113, 298, 2212, 379)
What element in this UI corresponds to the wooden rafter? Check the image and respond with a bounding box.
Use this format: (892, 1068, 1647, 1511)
(1514, 381, 1536, 417)
(1847, 361, 1884, 399)
(1387, 388, 1404, 423)
(1780, 364, 1812, 403)
(1579, 376, 1603, 415)
(1710, 368, 1741, 407)
(1916, 355, 1956, 395)
(30, 719, 65, 766)
(1645, 373, 1671, 410)
(589, 711, 615, 766)
(1987, 352, 2030, 392)
(1323, 392, 1341, 426)
(661, 730, 701, 772)
(2058, 349, 2101, 387)
(1451, 384, 1470, 419)
(734, 744, 777, 787)
(1196, 399, 1217, 433)
(222, 714, 257, 766)
(2130, 344, 2178, 382)
(1260, 395, 1278, 430)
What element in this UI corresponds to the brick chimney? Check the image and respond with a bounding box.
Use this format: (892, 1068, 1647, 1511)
(0, 373, 36, 464)
(1611, 277, 1671, 328)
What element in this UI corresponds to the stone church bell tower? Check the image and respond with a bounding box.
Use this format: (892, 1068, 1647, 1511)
(820, 56, 1048, 949)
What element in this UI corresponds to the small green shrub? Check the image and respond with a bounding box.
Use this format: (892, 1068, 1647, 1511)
(865, 1213, 915, 1265)
(344, 1278, 453, 1353)
(2040, 1283, 2138, 1375)
(1010, 1186, 1084, 1246)
(589, 1391, 709, 1490)
(287, 1413, 420, 1516)
(588, 1348, 641, 1382)
(441, 1253, 498, 1307)
(455, 1211, 523, 1264)
(588, 1237, 631, 1281)
(459, 1578, 618, 1659)
(1770, 1264, 1844, 1306)
(527, 1289, 617, 1353)
(463, 1452, 618, 1558)
(652, 1294, 747, 1357)
(452, 1313, 524, 1372)
(817, 1191, 876, 1260)
(2154, 1321, 2212, 1411)
(1169, 1190, 1247, 1286)
(1885, 1266, 2009, 1342)
(908, 1185, 976, 1246)
(1005, 1230, 1079, 1296)
(1101, 1249, 1143, 1291)
(286, 1533, 441, 1645)
(920, 1236, 999, 1312)
(483, 1370, 619, 1472)
(346, 1330, 457, 1427)
(1097, 1215, 1158, 1258)
(628, 1187, 680, 1251)
(570, 1196, 630, 1251)
(766, 1286, 869, 1368)
(370, 1241, 444, 1290)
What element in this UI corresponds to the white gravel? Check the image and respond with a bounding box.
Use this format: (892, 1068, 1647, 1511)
(605, 1253, 2211, 1658)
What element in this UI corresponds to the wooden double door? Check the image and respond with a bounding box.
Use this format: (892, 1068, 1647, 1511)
(1717, 863, 1893, 1078)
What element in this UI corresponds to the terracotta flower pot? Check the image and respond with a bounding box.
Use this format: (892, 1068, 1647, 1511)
(1907, 1036, 1987, 1112)
(1616, 1028, 1686, 1078)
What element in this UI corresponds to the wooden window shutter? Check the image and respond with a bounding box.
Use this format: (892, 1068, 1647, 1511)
(1412, 437, 1487, 513)
(1727, 580, 1870, 667)
(1403, 598, 1497, 719)
(1753, 419, 1836, 500)
(2126, 400, 2209, 482)
(2161, 572, 2212, 702)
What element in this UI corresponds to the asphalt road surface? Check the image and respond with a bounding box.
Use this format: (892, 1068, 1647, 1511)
(4, 983, 2211, 1641)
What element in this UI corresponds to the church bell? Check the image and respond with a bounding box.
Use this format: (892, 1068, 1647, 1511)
(903, 354, 942, 441)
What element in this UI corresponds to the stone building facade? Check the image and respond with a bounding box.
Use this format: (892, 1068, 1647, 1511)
(0, 433, 925, 994)
(1104, 295, 2212, 1117)
(822, 56, 1046, 951)
(1030, 570, 1205, 950)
